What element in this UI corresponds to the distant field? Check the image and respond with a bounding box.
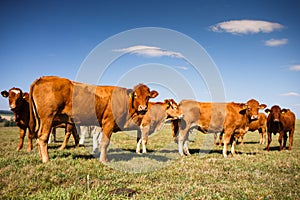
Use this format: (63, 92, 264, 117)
(0, 121, 299, 199)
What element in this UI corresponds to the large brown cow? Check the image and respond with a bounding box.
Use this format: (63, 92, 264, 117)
(265, 105, 295, 151)
(1, 87, 80, 151)
(172, 99, 266, 157)
(1, 88, 33, 152)
(29, 76, 158, 163)
(135, 99, 183, 154)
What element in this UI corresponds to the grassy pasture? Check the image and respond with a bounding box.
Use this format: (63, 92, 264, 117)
(0, 121, 299, 199)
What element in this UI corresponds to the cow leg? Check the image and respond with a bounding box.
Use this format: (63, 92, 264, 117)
(222, 129, 235, 158)
(183, 137, 191, 156)
(288, 128, 294, 151)
(171, 119, 179, 143)
(37, 121, 52, 163)
(240, 135, 244, 145)
(27, 129, 34, 152)
(219, 132, 223, 146)
(141, 126, 150, 154)
(266, 131, 272, 151)
(71, 125, 80, 147)
(283, 131, 288, 149)
(278, 131, 284, 151)
(214, 133, 217, 146)
(178, 128, 189, 156)
(17, 128, 26, 151)
(59, 127, 71, 150)
(231, 139, 237, 156)
(99, 124, 114, 163)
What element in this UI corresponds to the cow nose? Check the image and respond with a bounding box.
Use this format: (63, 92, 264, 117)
(274, 119, 280, 122)
(10, 104, 16, 110)
(138, 105, 147, 111)
(251, 115, 258, 120)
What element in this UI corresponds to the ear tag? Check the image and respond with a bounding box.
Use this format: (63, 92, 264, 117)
(267, 111, 270, 114)
(282, 111, 285, 114)
(129, 93, 132, 99)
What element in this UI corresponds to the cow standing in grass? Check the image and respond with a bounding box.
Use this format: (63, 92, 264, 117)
(172, 99, 267, 157)
(1, 88, 33, 152)
(29, 76, 158, 163)
(134, 99, 183, 154)
(265, 105, 295, 151)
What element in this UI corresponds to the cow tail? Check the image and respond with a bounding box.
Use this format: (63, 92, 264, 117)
(29, 79, 40, 138)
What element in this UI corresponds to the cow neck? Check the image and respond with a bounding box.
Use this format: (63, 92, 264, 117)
(128, 94, 138, 119)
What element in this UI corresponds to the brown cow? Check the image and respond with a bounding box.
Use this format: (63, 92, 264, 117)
(172, 99, 266, 157)
(1, 88, 33, 152)
(29, 76, 158, 163)
(215, 113, 267, 145)
(135, 99, 183, 154)
(265, 105, 295, 151)
(1, 87, 80, 151)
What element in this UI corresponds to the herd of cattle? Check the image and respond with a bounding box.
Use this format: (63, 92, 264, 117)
(1, 76, 296, 163)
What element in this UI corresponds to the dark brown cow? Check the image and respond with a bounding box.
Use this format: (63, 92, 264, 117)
(1, 88, 33, 152)
(172, 99, 266, 157)
(265, 105, 295, 151)
(135, 99, 183, 154)
(29, 76, 158, 163)
(1, 88, 80, 151)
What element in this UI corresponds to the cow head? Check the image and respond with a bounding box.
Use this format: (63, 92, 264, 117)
(164, 99, 183, 119)
(1, 88, 28, 111)
(129, 84, 158, 114)
(242, 99, 267, 121)
(265, 105, 286, 123)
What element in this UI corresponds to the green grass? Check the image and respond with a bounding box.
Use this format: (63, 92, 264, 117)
(0, 121, 299, 199)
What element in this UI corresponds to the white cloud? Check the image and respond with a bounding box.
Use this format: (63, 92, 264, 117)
(264, 38, 288, 47)
(289, 65, 300, 71)
(114, 45, 184, 58)
(210, 20, 284, 34)
(280, 92, 300, 97)
(174, 66, 189, 70)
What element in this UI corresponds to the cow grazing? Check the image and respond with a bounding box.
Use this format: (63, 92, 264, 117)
(135, 99, 183, 154)
(1, 88, 33, 152)
(172, 99, 266, 157)
(265, 105, 295, 151)
(29, 76, 158, 163)
(1, 87, 80, 151)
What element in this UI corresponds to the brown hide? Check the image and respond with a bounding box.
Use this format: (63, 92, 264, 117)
(174, 99, 266, 157)
(265, 105, 295, 151)
(1, 88, 32, 151)
(136, 99, 182, 153)
(29, 76, 158, 163)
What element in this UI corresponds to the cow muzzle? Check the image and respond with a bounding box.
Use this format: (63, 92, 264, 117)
(251, 115, 258, 120)
(273, 119, 280, 122)
(10, 104, 16, 110)
(138, 105, 148, 113)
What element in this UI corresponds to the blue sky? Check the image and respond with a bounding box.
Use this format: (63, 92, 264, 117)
(0, 0, 299, 118)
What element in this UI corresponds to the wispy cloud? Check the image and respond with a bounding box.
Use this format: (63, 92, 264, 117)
(289, 65, 300, 71)
(114, 45, 184, 58)
(280, 92, 300, 97)
(210, 20, 284, 34)
(264, 38, 288, 47)
(174, 66, 189, 70)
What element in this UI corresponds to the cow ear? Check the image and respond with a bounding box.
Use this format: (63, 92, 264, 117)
(259, 104, 267, 109)
(239, 104, 248, 114)
(281, 109, 288, 114)
(127, 89, 134, 98)
(149, 90, 159, 98)
(23, 93, 29, 101)
(1, 90, 9, 98)
(265, 109, 271, 114)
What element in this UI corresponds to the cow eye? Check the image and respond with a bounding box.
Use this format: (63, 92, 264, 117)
(134, 93, 137, 98)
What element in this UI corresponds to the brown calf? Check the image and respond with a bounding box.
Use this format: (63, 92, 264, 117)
(1, 88, 33, 152)
(265, 105, 295, 151)
(136, 99, 183, 154)
(29, 76, 158, 163)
